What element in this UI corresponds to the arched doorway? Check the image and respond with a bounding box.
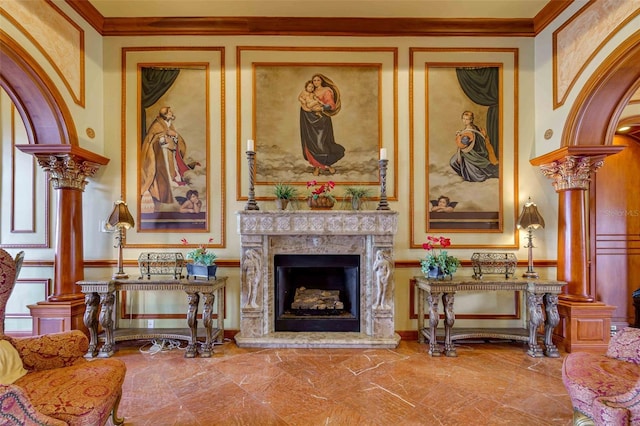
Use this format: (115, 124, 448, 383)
(0, 33, 76, 146)
(0, 32, 108, 334)
(538, 30, 640, 351)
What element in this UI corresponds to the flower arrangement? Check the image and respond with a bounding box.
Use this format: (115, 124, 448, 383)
(306, 180, 336, 203)
(181, 237, 217, 265)
(420, 235, 460, 278)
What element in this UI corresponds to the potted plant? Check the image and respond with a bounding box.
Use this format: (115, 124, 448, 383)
(420, 235, 460, 280)
(273, 182, 298, 210)
(343, 186, 372, 210)
(306, 180, 336, 209)
(182, 237, 217, 280)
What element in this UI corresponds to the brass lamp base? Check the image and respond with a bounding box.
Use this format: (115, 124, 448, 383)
(112, 271, 129, 280)
(522, 271, 539, 279)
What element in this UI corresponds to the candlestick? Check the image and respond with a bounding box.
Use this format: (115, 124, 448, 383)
(377, 159, 390, 210)
(244, 150, 259, 211)
(247, 139, 255, 152)
(380, 148, 387, 160)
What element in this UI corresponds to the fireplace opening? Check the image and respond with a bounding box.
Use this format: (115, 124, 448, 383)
(274, 254, 360, 332)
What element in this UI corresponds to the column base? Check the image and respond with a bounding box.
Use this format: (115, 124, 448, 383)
(27, 299, 87, 336)
(555, 300, 615, 353)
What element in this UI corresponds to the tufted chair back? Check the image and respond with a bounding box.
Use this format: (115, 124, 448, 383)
(0, 248, 24, 335)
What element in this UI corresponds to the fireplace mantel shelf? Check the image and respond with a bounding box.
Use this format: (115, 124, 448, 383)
(236, 210, 398, 235)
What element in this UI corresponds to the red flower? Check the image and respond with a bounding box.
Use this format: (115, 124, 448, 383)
(307, 180, 335, 198)
(422, 236, 452, 251)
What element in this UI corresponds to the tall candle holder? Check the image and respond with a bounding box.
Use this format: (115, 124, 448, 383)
(376, 159, 390, 210)
(245, 150, 260, 211)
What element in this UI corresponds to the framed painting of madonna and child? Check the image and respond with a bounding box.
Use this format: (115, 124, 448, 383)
(236, 46, 398, 203)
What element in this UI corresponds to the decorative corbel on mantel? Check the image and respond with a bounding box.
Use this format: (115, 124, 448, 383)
(15, 144, 109, 334)
(531, 145, 624, 302)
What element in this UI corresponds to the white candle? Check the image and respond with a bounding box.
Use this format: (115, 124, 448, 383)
(380, 148, 387, 160)
(247, 139, 255, 151)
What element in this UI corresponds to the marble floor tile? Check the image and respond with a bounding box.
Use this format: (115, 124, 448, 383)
(110, 339, 573, 426)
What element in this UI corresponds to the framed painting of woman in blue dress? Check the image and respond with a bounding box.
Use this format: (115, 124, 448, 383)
(409, 48, 520, 249)
(237, 47, 398, 202)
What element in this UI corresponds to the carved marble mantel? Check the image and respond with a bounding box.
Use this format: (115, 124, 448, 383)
(235, 210, 400, 348)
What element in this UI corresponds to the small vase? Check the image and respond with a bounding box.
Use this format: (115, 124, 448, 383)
(427, 266, 452, 281)
(186, 263, 217, 280)
(307, 196, 334, 209)
(275, 199, 289, 210)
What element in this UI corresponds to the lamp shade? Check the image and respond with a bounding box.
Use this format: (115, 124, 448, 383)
(517, 199, 545, 230)
(106, 200, 135, 230)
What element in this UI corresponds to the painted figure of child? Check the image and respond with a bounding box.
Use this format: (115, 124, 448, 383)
(430, 195, 455, 212)
(298, 80, 324, 117)
(179, 189, 202, 213)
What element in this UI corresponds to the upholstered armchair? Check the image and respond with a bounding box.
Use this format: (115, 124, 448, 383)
(0, 248, 127, 426)
(562, 326, 640, 425)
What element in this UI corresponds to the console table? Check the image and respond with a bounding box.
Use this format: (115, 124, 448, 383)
(414, 277, 566, 358)
(77, 277, 226, 358)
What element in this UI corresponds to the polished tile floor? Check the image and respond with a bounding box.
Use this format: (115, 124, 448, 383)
(112, 338, 574, 426)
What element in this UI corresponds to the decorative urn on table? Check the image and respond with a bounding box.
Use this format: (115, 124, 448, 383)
(182, 237, 217, 280)
(420, 235, 460, 280)
(306, 180, 336, 210)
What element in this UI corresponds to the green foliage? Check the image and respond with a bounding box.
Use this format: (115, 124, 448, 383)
(182, 238, 217, 265)
(273, 183, 298, 200)
(344, 186, 372, 200)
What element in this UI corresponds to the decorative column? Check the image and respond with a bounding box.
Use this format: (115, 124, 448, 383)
(531, 146, 622, 352)
(16, 145, 109, 334)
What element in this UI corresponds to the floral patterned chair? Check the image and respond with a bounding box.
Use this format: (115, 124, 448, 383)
(562, 326, 640, 425)
(0, 248, 127, 426)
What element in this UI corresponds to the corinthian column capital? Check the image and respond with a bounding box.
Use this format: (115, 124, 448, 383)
(538, 155, 603, 191)
(15, 144, 109, 191)
(35, 154, 101, 190)
(530, 146, 625, 192)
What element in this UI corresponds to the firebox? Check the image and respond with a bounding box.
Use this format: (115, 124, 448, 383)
(274, 254, 360, 332)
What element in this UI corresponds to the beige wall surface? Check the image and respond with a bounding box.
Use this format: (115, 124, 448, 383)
(1, 0, 638, 333)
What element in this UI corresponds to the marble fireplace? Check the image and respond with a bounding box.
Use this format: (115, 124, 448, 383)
(235, 210, 399, 348)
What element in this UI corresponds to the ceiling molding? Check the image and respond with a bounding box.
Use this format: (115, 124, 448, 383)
(64, 0, 573, 37)
(533, 0, 574, 35)
(100, 16, 535, 37)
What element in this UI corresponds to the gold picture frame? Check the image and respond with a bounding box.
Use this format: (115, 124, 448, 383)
(410, 48, 520, 249)
(237, 46, 398, 202)
(121, 47, 225, 249)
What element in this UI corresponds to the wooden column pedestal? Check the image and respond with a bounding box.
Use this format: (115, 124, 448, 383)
(28, 298, 87, 336)
(555, 300, 615, 353)
(532, 147, 624, 354)
(15, 146, 109, 337)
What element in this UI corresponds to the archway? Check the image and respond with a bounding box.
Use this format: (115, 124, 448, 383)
(0, 32, 77, 146)
(562, 29, 640, 148)
(0, 32, 108, 334)
(535, 29, 640, 352)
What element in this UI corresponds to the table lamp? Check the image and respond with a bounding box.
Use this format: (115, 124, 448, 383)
(517, 197, 545, 279)
(105, 199, 135, 279)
